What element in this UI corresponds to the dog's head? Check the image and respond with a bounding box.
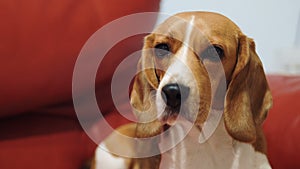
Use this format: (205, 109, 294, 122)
(130, 12, 272, 143)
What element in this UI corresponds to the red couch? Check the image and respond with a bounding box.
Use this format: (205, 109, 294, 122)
(264, 75, 300, 169)
(1, 1, 299, 169)
(0, 0, 160, 169)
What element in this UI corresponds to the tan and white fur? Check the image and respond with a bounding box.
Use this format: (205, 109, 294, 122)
(92, 11, 273, 169)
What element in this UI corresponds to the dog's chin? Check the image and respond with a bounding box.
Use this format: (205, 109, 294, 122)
(161, 111, 178, 125)
(159, 107, 195, 132)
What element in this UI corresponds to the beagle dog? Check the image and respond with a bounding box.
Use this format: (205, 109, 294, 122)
(92, 11, 273, 169)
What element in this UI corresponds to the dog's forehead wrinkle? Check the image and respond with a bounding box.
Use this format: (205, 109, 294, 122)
(154, 17, 187, 38)
(155, 15, 206, 41)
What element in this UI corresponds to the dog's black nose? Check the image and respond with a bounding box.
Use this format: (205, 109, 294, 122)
(161, 83, 190, 109)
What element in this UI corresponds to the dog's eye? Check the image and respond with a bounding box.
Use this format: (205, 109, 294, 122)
(154, 43, 171, 58)
(201, 45, 224, 62)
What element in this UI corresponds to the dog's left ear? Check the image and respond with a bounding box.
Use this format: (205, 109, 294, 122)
(224, 34, 273, 143)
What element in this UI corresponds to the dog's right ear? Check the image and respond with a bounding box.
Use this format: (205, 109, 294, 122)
(130, 34, 159, 113)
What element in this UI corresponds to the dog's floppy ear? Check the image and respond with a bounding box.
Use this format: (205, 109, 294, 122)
(130, 34, 159, 113)
(129, 35, 162, 168)
(224, 34, 273, 143)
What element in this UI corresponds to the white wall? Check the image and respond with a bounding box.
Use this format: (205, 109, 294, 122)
(159, 0, 300, 74)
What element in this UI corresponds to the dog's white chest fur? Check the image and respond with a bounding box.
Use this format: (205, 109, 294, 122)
(94, 119, 271, 169)
(159, 119, 271, 169)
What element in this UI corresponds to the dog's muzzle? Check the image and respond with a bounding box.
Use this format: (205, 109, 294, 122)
(161, 83, 190, 111)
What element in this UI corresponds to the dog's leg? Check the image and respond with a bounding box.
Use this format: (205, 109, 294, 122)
(92, 123, 138, 169)
(92, 123, 162, 169)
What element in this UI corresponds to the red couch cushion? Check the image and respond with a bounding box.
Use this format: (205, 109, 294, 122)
(264, 75, 300, 169)
(0, 0, 160, 118)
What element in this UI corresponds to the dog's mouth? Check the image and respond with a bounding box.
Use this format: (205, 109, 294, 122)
(163, 124, 171, 132)
(161, 111, 178, 124)
(160, 109, 178, 133)
(160, 112, 194, 138)
(160, 109, 192, 132)
(160, 104, 195, 121)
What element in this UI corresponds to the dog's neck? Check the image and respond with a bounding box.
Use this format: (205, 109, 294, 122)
(159, 117, 271, 169)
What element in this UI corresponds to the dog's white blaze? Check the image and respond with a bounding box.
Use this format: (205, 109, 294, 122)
(181, 15, 195, 63)
(156, 15, 199, 121)
(159, 15, 195, 83)
(157, 16, 195, 86)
